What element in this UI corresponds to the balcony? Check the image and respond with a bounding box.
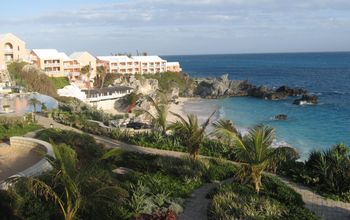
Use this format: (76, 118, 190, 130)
(44, 63, 60, 67)
(64, 64, 80, 69)
(4, 48, 13, 54)
(45, 71, 62, 75)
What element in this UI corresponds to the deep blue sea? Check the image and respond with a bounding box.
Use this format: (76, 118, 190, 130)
(164, 53, 350, 158)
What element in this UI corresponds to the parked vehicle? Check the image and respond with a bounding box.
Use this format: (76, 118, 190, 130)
(126, 122, 153, 130)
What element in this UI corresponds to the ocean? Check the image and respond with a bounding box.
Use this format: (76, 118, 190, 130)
(164, 52, 350, 158)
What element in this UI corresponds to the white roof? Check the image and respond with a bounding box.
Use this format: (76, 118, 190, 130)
(131, 56, 165, 62)
(97, 56, 133, 63)
(32, 49, 70, 60)
(167, 62, 180, 66)
(70, 51, 95, 60)
(70, 52, 86, 59)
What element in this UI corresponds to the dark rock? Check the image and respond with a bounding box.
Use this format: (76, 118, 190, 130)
(293, 94, 318, 105)
(248, 86, 273, 99)
(275, 114, 288, 120)
(276, 86, 307, 96)
(191, 74, 314, 101)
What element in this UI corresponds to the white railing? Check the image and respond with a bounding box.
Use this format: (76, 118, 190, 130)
(44, 63, 60, 67)
(87, 90, 132, 102)
(4, 48, 13, 53)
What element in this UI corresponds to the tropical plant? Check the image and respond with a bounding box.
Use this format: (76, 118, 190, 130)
(169, 111, 215, 159)
(135, 94, 169, 135)
(213, 123, 287, 193)
(96, 65, 107, 89)
(28, 97, 41, 121)
(41, 103, 47, 113)
(9, 144, 120, 220)
(305, 144, 350, 194)
(80, 65, 91, 80)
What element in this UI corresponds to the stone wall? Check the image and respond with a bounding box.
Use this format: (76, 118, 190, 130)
(0, 137, 54, 189)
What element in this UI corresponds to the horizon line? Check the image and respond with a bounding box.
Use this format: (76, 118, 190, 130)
(161, 50, 350, 57)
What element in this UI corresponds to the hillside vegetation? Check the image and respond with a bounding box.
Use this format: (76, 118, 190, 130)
(7, 62, 58, 97)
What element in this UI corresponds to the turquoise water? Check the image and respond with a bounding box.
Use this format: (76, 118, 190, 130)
(167, 53, 350, 158)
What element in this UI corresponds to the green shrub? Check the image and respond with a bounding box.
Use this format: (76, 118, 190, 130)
(0, 116, 41, 140)
(208, 176, 318, 220)
(49, 77, 70, 89)
(35, 129, 104, 163)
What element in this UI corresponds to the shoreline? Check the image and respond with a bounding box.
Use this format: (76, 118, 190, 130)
(168, 97, 200, 122)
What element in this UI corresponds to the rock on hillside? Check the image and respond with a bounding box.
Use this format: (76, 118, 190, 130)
(194, 74, 253, 98)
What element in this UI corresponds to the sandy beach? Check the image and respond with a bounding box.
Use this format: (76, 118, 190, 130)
(168, 97, 198, 122)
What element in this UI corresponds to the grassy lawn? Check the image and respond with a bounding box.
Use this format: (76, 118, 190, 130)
(0, 120, 41, 140)
(49, 77, 70, 89)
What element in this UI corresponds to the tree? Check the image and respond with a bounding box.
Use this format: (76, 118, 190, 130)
(80, 65, 91, 80)
(41, 103, 47, 113)
(9, 144, 122, 220)
(213, 123, 284, 193)
(28, 97, 41, 122)
(169, 111, 215, 159)
(135, 95, 169, 135)
(96, 66, 107, 89)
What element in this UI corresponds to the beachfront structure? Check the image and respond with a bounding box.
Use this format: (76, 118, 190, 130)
(84, 86, 133, 109)
(166, 62, 182, 73)
(0, 33, 29, 70)
(97, 55, 176, 74)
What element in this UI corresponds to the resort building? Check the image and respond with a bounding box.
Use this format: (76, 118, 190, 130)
(31, 49, 73, 77)
(166, 62, 182, 73)
(0, 33, 29, 70)
(97, 56, 136, 74)
(97, 55, 175, 74)
(69, 51, 97, 80)
(132, 56, 167, 74)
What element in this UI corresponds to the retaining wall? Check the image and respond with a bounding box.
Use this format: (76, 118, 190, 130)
(0, 137, 54, 189)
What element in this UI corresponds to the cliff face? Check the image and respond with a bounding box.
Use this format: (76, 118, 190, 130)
(193, 74, 252, 98)
(116, 73, 317, 104)
(190, 74, 317, 104)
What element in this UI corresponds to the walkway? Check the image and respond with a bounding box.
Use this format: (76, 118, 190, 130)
(178, 178, 233, 220)
(282, 178, 350, 220)
(34, 115, 350, 220)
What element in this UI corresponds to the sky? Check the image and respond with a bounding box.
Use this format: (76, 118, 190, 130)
(1, 0, 350, 55)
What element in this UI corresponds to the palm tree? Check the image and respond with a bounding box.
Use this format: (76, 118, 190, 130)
(169, 111, 215, 159)
(81, 65, 92, 96)
(135, 94, 169, 135)
(22, 144, 81, 220)
(80, 65, 91, 81)
(96, 65, 107, 89)
(10, 144, 121, 220)
(28, 97, 41, 121)
(213, 123, 280, 193)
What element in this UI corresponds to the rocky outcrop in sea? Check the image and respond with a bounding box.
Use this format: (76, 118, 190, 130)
(191, 74, 315, 103)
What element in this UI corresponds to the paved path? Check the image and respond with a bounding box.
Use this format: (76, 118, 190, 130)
(178, 178, 233, 220)
(282, 178, 350, 220)
(34, 115, 350, 220)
